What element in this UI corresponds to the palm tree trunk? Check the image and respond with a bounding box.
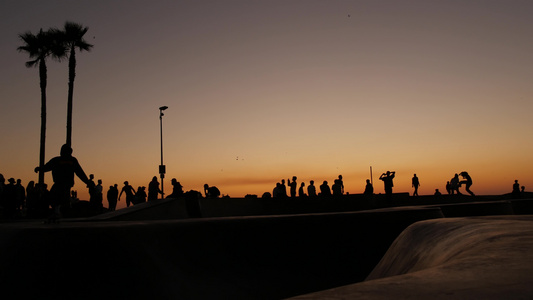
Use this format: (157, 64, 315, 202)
(38, 58, 47, 185)
(66, 47, 76, 147)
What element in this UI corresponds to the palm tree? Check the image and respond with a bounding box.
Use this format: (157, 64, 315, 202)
(61, 21, 93, 147)
(18, 29, 65, 185)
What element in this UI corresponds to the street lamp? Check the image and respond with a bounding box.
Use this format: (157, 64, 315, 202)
(159, 106, 168, 199)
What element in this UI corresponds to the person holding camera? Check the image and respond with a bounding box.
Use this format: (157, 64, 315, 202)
(379, 171, 396, 199)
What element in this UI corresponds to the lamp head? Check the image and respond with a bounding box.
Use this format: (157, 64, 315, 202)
(159, 106, 168, 111)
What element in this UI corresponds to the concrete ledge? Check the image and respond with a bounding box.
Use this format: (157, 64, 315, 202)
(425, 200, 515, 217)
(510, 198, 533, 214)
(290, 216, 533, 299)
(0, 207, 443, 299)
(87, 195, 516, 221)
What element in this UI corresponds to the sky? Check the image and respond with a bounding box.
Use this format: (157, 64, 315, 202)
(1, 0, 533, 210)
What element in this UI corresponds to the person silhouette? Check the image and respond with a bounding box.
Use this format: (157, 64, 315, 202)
(87, 174, 96, 204)
(273, 182, 281, 198)
(307, 180, 317, 197)
(298, 182, 306, 197)
(204, 184, 221, 198)
(34, 144, 90, 220)
(434, 189, 442, 196)
(338, 175, 344, 194)
(107, 184, 119, 211)
(332, 179, 342, 196)
(379, 171, 396, 199)
(450, 174, 462, 195)
(3, 178, 17, 218)
(279, 179, 287, 198)
(364, 179, 373, 195)
(15, 179, 26, 213)
(288, 176, 297, 198)
(412, 174, 420, 196)
(26, 180, 37, 217)
(459, 171, 475, 196)
(92, 179, 103, 213)
(320, 180, 331, 197)
(446, 181, 451, 195)
(119, 181, 136, 207)
(148, 176, 163, 201)
(136, 186, 147, 203)
(512, 180, 521, 198)
(167, 178, 184, 198)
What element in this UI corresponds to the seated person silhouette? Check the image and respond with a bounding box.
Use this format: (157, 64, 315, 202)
(364, 179, 373, 195)
(204, 184, 221, 198)
(167, 178, 184, 198)
(320, 181, 331, 197)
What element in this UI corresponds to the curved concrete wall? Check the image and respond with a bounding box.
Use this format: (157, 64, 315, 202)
(291, 216, 533, 299)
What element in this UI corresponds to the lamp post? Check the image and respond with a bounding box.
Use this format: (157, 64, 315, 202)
(159, 106, 168, 199)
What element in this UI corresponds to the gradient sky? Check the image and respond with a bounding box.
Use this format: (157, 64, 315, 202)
(1, 0, 532, 209)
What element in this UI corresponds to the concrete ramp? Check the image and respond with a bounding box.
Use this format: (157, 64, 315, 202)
(91, 196, 522, 221)
(290, 216, 533, 299)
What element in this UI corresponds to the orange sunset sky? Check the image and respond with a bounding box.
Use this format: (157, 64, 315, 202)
(1, 0, 533, 210)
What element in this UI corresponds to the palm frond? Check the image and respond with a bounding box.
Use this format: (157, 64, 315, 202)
(63, 21, 94, 52)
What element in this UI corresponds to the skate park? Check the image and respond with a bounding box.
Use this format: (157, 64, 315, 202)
(1, 194, 533, 299)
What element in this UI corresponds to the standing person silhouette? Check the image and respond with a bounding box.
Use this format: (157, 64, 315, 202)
(298, 182, 306, 197)
(107, 184, 119, 211)
(87, 174, 96, 204)
(34, 144, 90, 220)
(279, 179, 287, 198)
(379, 171, 396, 199)
(136, 186, 147, 203)
(119, 181, 136, 207)
(307, 180, 317, 197)
(364, 179, 374, 195)
(412, 174, 420, 196)
(15, 179, 26, 213)
(94, 179, 103, 213)
(273, 182, 281, 198)
(459, 171, 475, 196)
(512, 180, 521, 198)
(332, 179, 342, 196)
(338, 175, 344, 194)
(148, 176, 163, 201)
(3, 178, 17, 218)
(288, 176, 297, 198)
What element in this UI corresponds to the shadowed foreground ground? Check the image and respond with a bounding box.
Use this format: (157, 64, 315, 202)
(1, 196, 533, 299)
(291, 215, 533, 299)
(0, 207, 443, 299)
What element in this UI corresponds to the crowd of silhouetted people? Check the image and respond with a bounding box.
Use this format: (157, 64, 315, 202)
(0, 141, 224, 221)
(0, 144, 529, 220)
(264, 175, 347, 199)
